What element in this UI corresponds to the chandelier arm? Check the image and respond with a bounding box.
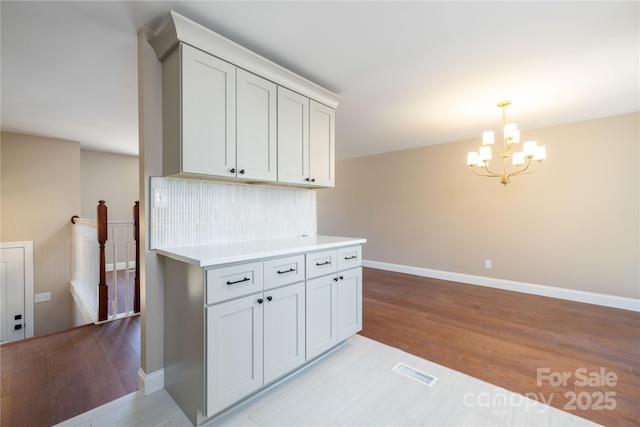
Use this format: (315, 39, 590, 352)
(508, 160, 542, 178)
(479, 161, 506, 181)
(469, 166, 502, 179)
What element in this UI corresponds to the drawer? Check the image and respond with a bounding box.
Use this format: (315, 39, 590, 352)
(337, 246, 362, 271)
(206, 261, 264, 305)
(306, 250, 338, 279)
(264, 255, 305, 290)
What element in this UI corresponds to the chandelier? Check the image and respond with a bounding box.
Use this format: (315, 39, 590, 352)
(466, 101, 546, 185)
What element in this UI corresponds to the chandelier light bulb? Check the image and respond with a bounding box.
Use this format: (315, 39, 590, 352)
(482, 131, 495, 145)
(512, 152, 525, 166)
(533, 146, 547, 161)
(467, 152, 479, 165)
(523, 141, 538, 157)
(479, 146, 492, 161)
(504, 123, 518, 141)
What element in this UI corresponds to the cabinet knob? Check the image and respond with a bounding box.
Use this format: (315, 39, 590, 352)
(239, 169, 245, 175)
(230, 168, 236, 174)
(311, 178, 316, 183)
(257, 298, 264, 304)
(267, 296, 273, 302)
(305, 178, 310, 182)
(339, 276, 344, 280)
(333, 277, 339, 282)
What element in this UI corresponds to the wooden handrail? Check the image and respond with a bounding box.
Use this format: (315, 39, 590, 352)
(97, 200, 108, 321)
(133, 201, 140, 313)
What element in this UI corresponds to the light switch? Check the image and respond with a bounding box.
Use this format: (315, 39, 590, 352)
(154, 188, 169, 208)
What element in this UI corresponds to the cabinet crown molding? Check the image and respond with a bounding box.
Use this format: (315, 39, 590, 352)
(149, 10, 342, 109)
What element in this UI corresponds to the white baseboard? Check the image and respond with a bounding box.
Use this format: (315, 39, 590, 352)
(363, 260, 640, 312)
(138, 368, 164, 395)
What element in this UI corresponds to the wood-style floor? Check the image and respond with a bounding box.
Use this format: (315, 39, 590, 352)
(0, 316, 139, 427)
(360, 267, 640, 426)
(4, 267, 639, 427)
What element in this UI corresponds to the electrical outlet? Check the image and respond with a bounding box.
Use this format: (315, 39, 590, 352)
(35, 292, 51, 303)
(484, 260, 492, 269)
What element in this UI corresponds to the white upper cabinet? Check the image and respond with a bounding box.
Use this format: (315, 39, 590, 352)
(151, 12, 341, 188)
(277, 87, 309, 186)
(237, 69, 277, 181)
(278, 87, 335, 187)
(309, 100, 335, 187)
(164, 44, 236, 178)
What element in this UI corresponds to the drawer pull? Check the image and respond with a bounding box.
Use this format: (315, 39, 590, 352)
(227, 277, 250, 285)
(277, 268, 296, 274)
(344, 255, 357, 260)
(316, 261, 331, 266)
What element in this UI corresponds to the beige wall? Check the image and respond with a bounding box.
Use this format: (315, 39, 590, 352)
(80, 149, 139, 221)
(1, 131, 81, 335)
(0, 133, 141, 335)
(318, 112, 639, 299)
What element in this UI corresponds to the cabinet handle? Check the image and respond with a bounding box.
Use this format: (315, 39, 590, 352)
(277, 268, 296, 274)
(305, 178, 316, 183)
(239, 169, 245, 175)
(344, 255, 357, 260)
(339, 276, 344, 280)
(267, 296, 273, 302)
(226, 277, 250, 285)
(230, 168, 236, 174)
(315, 261, 331, 266)
(257, 298, 264, 304)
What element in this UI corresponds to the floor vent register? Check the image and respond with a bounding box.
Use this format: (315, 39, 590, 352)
(392, 363, 438, 387)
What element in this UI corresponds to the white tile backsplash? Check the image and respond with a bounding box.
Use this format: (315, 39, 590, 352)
(150, 177, 316, 249)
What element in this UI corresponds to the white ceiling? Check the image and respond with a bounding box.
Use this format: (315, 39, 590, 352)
(1, 1, 638, 160)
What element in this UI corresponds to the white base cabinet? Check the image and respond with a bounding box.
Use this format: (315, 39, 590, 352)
(306, 266, 362, 360)
(163, 243, 362, 426)
(206, 293, 263, 415)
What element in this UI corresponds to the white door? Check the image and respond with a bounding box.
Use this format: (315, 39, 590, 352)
(337, 267, 363, 342)
(263, 282, 305, 383)
(309, 100, 335, 187)
(277, 87, 309, 185)
(305, 275, 338, 360)
(236, 69, 277, 182)
(181, 44, 237, 177)
(0, 242, 34, 343)
(206, 293, 263, 416)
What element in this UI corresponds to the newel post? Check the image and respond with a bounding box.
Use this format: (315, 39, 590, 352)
(133, 201, 140, 313)
(97, 200, 108, 321)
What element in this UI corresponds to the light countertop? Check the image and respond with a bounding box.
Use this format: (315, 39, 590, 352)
(157, 235, 366, 267)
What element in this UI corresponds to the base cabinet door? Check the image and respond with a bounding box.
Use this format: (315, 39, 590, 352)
(305, 276, 338, 360)
(337, 267, 363, 342)
(206, 294, 264, 416)
(263, 282, 306, 383)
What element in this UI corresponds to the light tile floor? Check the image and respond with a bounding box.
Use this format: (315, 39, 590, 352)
(56, 335, 599, 427)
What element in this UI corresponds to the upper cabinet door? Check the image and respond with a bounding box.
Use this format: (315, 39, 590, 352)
(237, 69, 277, 182)
(181, 44, 237, 177)
(277, 87, 309, 185)
(309, 101, 335, 187)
